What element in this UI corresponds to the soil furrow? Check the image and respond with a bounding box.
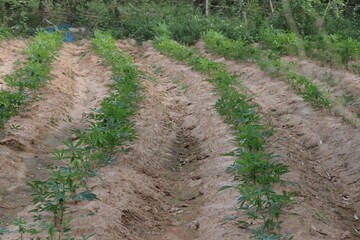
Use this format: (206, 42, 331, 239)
(0, 39, 28, 88)
(131, 41, 246, 240)
(48, 39, 247, 239)
(0, 41, 111, 224)
(195, 40, 360, 239)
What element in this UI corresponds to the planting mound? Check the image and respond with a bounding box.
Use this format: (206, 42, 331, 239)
(0, 41, 111, 222)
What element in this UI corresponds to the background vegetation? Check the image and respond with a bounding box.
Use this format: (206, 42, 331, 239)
(0, 0, 359, 41)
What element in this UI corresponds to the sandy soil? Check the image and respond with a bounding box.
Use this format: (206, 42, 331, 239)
(0, 41, 111, 223)
(0, 39, 28, 88)
(195, 40, 360, 239)
(3, 38, 360, 240)
(55, 40, 246, 240)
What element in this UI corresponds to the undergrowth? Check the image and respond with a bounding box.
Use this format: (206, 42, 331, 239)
(1, 31, 141, 239)
(155, 25, 293, 240)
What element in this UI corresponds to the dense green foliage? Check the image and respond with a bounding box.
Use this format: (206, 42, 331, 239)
(2, 0, 360, 42)
(155, 27, 293, 239)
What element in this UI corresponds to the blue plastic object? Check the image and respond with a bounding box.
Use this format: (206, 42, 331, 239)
(44, 24, 74, 43)
(65, 31, 74, 43)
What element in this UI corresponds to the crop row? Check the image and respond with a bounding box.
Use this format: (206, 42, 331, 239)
(203, 30, 332, 109)
(2, 31, 141, 240)
(154, 25, 292, 239)
(0, 31, 63, 128)
(248, 26, 360, 75)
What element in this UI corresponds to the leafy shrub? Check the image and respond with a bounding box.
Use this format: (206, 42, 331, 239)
(116, 2, 206, 45)
(203, 30, 249, 60)
(258, 26, 299, 56)
(305, 34, 360, 67)
(0, 24, 12, 40)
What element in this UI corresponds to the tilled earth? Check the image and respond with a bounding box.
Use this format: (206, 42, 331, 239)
(1, 38, 360, 239)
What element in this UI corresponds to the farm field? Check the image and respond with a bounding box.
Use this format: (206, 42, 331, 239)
(0, 33, 359, 239)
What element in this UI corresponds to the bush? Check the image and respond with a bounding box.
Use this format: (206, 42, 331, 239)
(258, 26, 299, 55)
(0, 24, 12, 40)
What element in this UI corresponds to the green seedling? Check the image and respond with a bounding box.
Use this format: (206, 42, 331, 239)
(10, 124, 21, 130)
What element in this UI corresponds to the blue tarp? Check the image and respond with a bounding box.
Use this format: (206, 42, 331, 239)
(44, 24, 74, 43)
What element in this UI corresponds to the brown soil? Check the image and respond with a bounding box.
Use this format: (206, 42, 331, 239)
(0, 39, 28, 88)
(195, 39, 360, 239)
(3, 38, 360, 240)
(51, 40, 246, 240)
(0, 41, 111, 223)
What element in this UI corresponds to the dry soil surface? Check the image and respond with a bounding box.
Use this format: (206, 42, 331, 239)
(0, 39, 28, 89)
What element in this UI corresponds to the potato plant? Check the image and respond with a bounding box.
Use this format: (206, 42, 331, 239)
(155, 27, 293, 239)
(0, 31, 63, 128)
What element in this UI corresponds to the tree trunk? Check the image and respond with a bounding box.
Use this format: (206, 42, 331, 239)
(114, 0, 121, 20)
(38, 0, 45, 22)
(239, 0, 248, 26)
(282, 0, 305, 56)
(205, 0, 209, 17)
(269, 0, 274, 14)
(1, 1, 6, 26)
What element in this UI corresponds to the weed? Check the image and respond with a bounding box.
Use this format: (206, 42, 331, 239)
(172, 78, 181, 85)
(342, 93, 354, 106)
(50, 117, 58, 125)
(321, 72, 337, 87)
(312, 211, 328, 223)
(10, 124, 21, 130)
(152, 65, 163, 75)
(181, 83, 191, 93)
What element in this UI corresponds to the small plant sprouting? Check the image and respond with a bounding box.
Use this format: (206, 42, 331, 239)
(321, 72, 337, 87)
(10, 124, 21, 130)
